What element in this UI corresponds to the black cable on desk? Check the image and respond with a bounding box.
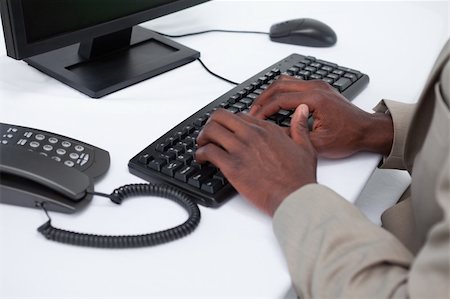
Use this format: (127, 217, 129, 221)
(197, 58, 239, 85)
(38, 183, 201, 248)
(153, 29, 270, 86)
(153, 29, 269, 38)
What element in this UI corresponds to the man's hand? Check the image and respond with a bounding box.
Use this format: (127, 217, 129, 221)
(195, 106, 317, 216)
(250, 76, 394, 158)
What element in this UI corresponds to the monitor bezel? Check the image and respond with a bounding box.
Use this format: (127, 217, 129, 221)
(0, 0, 209, 59)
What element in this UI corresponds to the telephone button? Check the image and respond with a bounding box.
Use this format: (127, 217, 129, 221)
(51, 156, 61, 162)
(56, 148, 66, 155)
(30, 141, 39, 148)
(61, 141, 71, 148)
(35, 134, 45, 141)
(43, 145, 53, 151)
(64, 160, 75, 167)
(48, 137, 58, 144)
(17, 139, 27, 146)
(69, 153, 79, 160)
(74, 145, 84, 152)
(1, 140, 8, 144)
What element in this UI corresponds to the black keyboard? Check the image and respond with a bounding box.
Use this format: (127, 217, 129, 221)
(128, 54, 369, 207)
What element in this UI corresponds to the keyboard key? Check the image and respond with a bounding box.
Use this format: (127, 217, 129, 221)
(321, 65, 334, 72)
(177, 153, 193, 165)
(158, 152, 175, 163)
(333, 77, 352, 91)
(332, 69, 345, 76)
(228, 94, 240, 104)
(175, 165, 197, 182)
(316, 70, 328, 76)
(148, 158, 166, 171)
(187, 173, 205, 188)
(194, 117, 207, 127)
(187, 166, 217, 188)
(344, 73, 357, 82)
(281, 117, 292, 127)
(213, 171, 228, 184)
(138, 153, 152, 164)
(246, 93, 258, 100)
(162, 161, 184, 177)
(227, 107, 239, 113)
(322, 77, 334, 84)
(278, 109, 291, 116)
(240, 98, 253, 107)
(156, 141, 170, 152)
(201, 179, 224, 194)
(326, 73, 339, 81)
(269, 113, 287, 125)
(232, 102, 246, 111)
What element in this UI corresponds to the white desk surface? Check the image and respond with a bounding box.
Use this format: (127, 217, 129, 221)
(0, 1, 448, 298)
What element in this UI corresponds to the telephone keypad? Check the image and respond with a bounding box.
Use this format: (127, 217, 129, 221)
(1, 123, 95, 172)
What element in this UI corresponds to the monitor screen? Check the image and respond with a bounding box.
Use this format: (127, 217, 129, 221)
(0, 0, 209, 98)
(22, 0, 183, 43)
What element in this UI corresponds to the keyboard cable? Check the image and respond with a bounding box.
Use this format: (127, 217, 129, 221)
(153, 29, 270, 86)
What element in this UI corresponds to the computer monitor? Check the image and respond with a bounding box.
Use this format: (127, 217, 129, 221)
(0, 0, 209, 98)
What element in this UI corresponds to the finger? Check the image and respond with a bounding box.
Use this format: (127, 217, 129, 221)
(207, 109, 250, 134)
(290, 104, 311, 145)
(236, 112, 266, 126)
(249, 78, 328, 115)
(249, 76, 301, 115)
(196, 120, 240, 152)
(195, 143, 232, 168)
(253, 92, 319, 120)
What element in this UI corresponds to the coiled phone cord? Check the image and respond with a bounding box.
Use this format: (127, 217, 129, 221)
(37, 183, 201, 248)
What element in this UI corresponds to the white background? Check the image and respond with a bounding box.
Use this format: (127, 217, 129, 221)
(0, 1, 448, 298)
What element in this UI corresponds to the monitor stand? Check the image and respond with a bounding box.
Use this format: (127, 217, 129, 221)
(24, 26, 200, 98)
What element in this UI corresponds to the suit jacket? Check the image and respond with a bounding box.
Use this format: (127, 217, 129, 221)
(273, 39, 449, 299)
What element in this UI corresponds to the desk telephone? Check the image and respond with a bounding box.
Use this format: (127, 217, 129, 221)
(0, 122, 200, 248)
(0, 122, 110, 213)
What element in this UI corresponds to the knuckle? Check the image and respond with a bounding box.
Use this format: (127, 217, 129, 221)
(226, 158, 242, 176)
(278, 74, 292, 81)
(239, 124, 262, 142)
(212, 108, 227, 119)
(253, 125, 268, 140)
(312, 79, 331, 90)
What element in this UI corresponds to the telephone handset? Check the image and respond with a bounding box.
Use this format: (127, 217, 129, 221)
(0, 123, 110, 213)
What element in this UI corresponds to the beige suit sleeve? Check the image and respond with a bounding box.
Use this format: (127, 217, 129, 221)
(273, 184, 413, 299)
(273, 182, 450, 299)
(373, 100, 416, 170)
(374, 100, 416, 170)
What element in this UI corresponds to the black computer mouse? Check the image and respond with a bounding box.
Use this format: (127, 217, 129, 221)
(269, 18, 337, 47)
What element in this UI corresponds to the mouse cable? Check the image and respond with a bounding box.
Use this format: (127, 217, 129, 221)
(153, 29, 269, 38)
(37, 183, 201, 249)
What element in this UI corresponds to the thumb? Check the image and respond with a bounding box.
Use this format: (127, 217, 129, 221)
(290, 104, 310, 144)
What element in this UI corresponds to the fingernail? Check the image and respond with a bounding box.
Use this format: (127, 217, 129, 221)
(299, 104, 309, 117)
